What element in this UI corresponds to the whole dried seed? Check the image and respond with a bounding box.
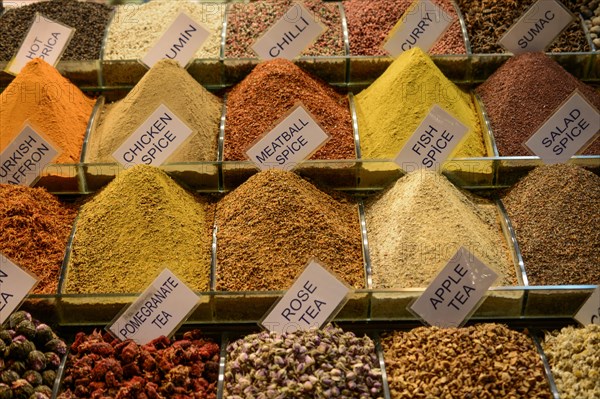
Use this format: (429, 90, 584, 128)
(0, 0, 113, 60)
(344, 0, 466, 55)
(543, 324, 600, 399)
(216, 170, 364, 291)
(365, 171, 516, 288)
(477, 52, 600, 156)
(382, 324, 552, 399)
(0, 185, 77, 294)
(224, 59, 355, 161)
(224, 325, 383, 399)
(225, 0, 344, 57)
(57, 329, 220, 399)
(503, 164, 600, 285)
(457, 0, 590, 53)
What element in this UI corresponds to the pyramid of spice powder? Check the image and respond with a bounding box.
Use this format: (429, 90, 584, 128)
(64, 165, 213, 294)
(224, 59, 355, 161)
(216, 170, 364, 291)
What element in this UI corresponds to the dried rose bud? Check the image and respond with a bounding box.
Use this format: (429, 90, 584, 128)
(28, 392, 50, 399)
(10, 379, 33, 399)
(8, 362, 26, 376)
(8, 312, 31, 330)
(22, 371, 42, 387)
(43, 353, 60, 370)
(26, 351, 46, 372)
(44, 340, 66, 357)
(15, 322, 35, 342)
(0, 341, 6, 355)
(8, 341, 35, 360)
(0, 331, 12, 346)
(33, 385, 52, 397)
(33, 326, 54, 347)
(0, 371, 19, 385)
(0, 383, 12, 399)
(40, 371, 55, 388)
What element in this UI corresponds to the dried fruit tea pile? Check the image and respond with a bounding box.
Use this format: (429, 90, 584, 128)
(0, 185, 77, 294)
(0, 311, 67, 399)
(86, 59, 221, 163)
(503, 164, 600, 285)
(224, 59, 355, 161)
(355, 47, 486, 159)
(224, 325, 383, 398)
(477, 52, 600, 156)
(382, 324, 552, 398)
(57, 330, 219, 399)
(344, 0, 465, 55)
(543, 324, 600, 399)
(365, 171, 516, 288)
(216, 170, 364, 291)
(64, 165, 213, 294)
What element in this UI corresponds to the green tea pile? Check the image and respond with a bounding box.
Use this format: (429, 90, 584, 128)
(64, 165, 212, 294)
(0, 185, 77, 294)
(86, 59, 222, 163)
(543, 324, 600, 399)
(382, 324, 552, 398)
(365, 171, 516, 288)
(503, 164, 600, 285)
(216, 170, 364, 291)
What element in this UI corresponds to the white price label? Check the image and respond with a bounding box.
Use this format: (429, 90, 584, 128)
(575, 286, 600, 326)
(394, 105, 469, 171)
(141, 12, 210, 68)
(383, 0, 454, 57)
(112, 104, 194, 167)
(260, 259, 350, 335)
(6, 13, 75, 75)
(409, 247, 498, 328)
(246, 104, 329, 171)
(107, 269, 199, 344)
(0, 254, 39, 324)
(0, 124, 59, 186)
(252, 2, 325, 60)
(498, 0, 574, 54)
(524, 91, 600, 163)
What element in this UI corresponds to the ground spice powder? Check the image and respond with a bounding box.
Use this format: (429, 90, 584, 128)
(355, 47, 486, 159)
(477, 52, 600, 156)
(225, 0, 344, 57)
(64, 165, 212, 294)
(0, 185, 77, 294)
(224, 59, 355, 161)
(543, 324, 600, 399)
(382, 324, 552, 398)
(503, 164, 600, 285)
(344, 0, 466, 55)
(86, 59, 221, 163)
(365, 171, 516, 288)
(0, 59, 95, 163)
(216, 170, 364, 291)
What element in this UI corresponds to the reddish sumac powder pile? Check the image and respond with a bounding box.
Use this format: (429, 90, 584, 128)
(224, 59, 356, 161)
(0, 185, 77, 294)
(58, 330, 220, 399)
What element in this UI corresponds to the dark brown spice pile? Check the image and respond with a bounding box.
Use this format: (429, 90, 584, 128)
(225, 0, 344, 57)
(0, 0, 113, 60)
(457, 0, 589, 53)
(216, 170, 364, 291)
(476, 52, 600, 156)
(344, 0, 466, 55)
(503, 164, 600, 286)
(57, 330, 220, 399)
(224, 59, 355, 161)
(0, 185, 77, 294)
(382, 324, 552, 398)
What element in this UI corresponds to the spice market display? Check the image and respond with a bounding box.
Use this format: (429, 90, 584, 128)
(1, 0, 600, 398)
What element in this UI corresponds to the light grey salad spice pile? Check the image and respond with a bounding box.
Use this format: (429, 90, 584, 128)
(543, 324, 600, 399)
(224, 326, 383, 398)
(382, 324, 552, 398)
(503, 164, 600, 285)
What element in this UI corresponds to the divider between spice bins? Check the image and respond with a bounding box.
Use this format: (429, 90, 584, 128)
(531, 334, 562, 399)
